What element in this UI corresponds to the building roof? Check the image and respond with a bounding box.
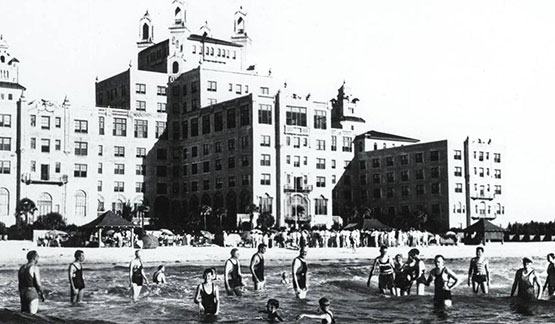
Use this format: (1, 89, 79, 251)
(80, 210, 137, 229)
(341, 116, 366, 123)
(188, 34, 242, 48)
(463, 219, 505, 233)
(358, 130, 419, 143)
(0, 81, 25, 90)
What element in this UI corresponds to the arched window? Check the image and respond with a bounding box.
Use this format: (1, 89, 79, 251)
(0, 188, 8, 216)
(75, 191, 87, 217)
(37, 192, 52, 216)
(142, 23, 149, 41)
(0, 56, 4, 63)
(172, 61, 179, 74)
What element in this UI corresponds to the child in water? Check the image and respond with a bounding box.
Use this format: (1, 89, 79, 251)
(261, 298, 283, 322)
(194, 268, 220, 315)
(297, 297, 335, 323)
(426, 255, 460, 307)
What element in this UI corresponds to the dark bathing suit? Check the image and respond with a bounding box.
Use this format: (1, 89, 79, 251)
(70, 263, 85, 300)
(394, 263, 410, 291)
(378, 257, 394, 290)
(293, 257, 308, 290)
(516, 269, 536, 300)
(252, 253, 265, 282)
(322, 310, 336, 324)
(433, 267, 452, 302)
(227, 259, 242, 289)
(132, 263, 144, 286)
(200, 283, 217, 315)
(547, 263, 555, 295)
(18, 264, 39, 312)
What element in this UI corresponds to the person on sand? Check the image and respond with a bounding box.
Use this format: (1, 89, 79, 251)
(152, 265, 167, 284)
(426, 255, 460, 307)
(18, 251, 45, 314)
(250, 243, 267, 290)
(407, 248, 426, 295)
(393, 253, 410, 296)
(68, 250, 85, 304)
(296, 297, 335, 323)
(542, 253, 555, 297)
(194, 268, 220, 315)
(129, 250, 148, 302)
(467, 247, 490, 294)
(367, 245, 395, 295)
(292, 247, 309, 299)
(260, 298, 283, 322)
(224, 248, 244, 296)
(511, 257, 541, 300)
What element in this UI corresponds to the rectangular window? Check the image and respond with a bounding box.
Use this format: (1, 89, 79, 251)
(203, 161, 210, 173)
(98, 162, 103, 174)
(494, 169, 501, 179)
(494, 153, 501, 163)
(135, 164, 145, 175)
(342, 137, 352, 152)
(55, 117, 61, 128)
(430, 150, 440, 162)
(30, 115, 36, 126)
(74, 119, 87, 133)
(258, 104, 272, 124)
(228, 139, 235, 151)
(98, 116, 105, 135)
(261, 174, 271, 185)
(372, 158, 381, 168)
(401, 186, 410, 197)
(156, 103, 166, 113)
(74, 141, 88, 156)
(294, 156, 300, 167)
(0, 160, 10, 174)
(227, 157, 235, 169)
(241, 175, 250, 186)
(240, 105, 250, 126)
(415, 153, 423, 163)
(454, 150, 462, 160)
(97, 180, 102, 192)
(386, 172, 394, 183)
(316, 140, 325, 151)
(74, 164, 87, 177)
(261, 154, 271, 166)
(314, 199, 328, 215)
(215, 159, 222, 171)
(400, 155, 409, 165)
(114, 181, 125, 192)
(416, 185, 424, 195)
(331, 136, 337, 151)
(261, 135, 271, 147)
(286, 106, 307, 126)
(316, 158, 326, 169)
(415, 169, 424, 180)
(494, 185, 502, 195)
(135, 182, 145, 193)
(135, 83, 146, 94)
(55, 139, 61, 151)
(136, 100, 146, 111)
(41, 139, 50, 152)
(113, 118, 127, 136)
(114, 146, 125, 157)
(313, 110, 327, 129)
(157, 86, 166, 96)
(455, 183, 463, 193)
(191, 81, 198, 93)
(241, 155, 249, 167)
(41, 116, 50, 130)
(98, 145, 103, 156)
(136, 147, 146, 158)
(401, 171, 409, 181)
(260, 87, 269, 95)
(134, 119, 148, 138)
(114, 163, 125, 175)
(202, 115, 210, 134)
(55, 162, 61, 173)
(431, 167, 440, 178)
(155, 121, 166, 138)
(0, 137, 11, 151)
(454, 166, 462, 177)
(431, 183, 440, 194)
(207, 81, 217, 92)
(228, 176, 236, 187)
(373, 174, 381, 184)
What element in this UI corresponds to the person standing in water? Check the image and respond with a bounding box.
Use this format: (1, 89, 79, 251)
(224, 248, 244, 296)
(511, 257, 541, 300)
(194, 268, 220, 315)
(467, 247, 490, 294)
(367, 245, 395, 295)
(296, 297, 335, 323)
(393, 253, 410, 296)
(542, 253, 555, 297)
(68, 250, 85, 304)
(426, 255, 460, 307)
(250, 243, 266, 290)
(129, 250, 148, 302)
(292, 247, 308, 299)
(152, 265, 167, 284)
(407, 248, 426, 295)
(18, 251, 45, 314)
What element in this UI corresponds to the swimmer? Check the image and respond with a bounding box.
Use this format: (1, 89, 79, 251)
(281, 272, 290, 285)
(393, 253, 410, 296)
(292, 247, 308, 299)
(152, 265, 167, 284)
(261, 298, 283, 322)
(467, 247, 490, 294)
(68, 250, 85, 304)
(296, 297, 335, 323)
(18, 250, 45, 314)
(194, 268, 220, 315)
(426, 255, 459, 307)
(511, 257, 541, 300)
(542, 253, 555, 297)
(367, 245, 394, 295)
(250, 244, 267, 290)
(129, 250, 148, 302)
(224, 248, 244, 296)
(407, 248, 426, 295)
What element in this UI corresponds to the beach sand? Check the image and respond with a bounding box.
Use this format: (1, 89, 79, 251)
(1, 241, 553, 269)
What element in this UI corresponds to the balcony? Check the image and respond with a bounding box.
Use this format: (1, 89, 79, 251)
(471, 213, 497, 221)
(284, 184, 313, 193)
(470, 192, 495, 201)
(21, 173, 68, 186)
(284, 125, 309, 136)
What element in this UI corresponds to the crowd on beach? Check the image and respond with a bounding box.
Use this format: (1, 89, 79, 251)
(16, 243, 555, 322)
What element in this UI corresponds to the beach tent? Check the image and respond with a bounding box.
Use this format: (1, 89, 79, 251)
(343, 223, 359, 230)
(463, 219, 505, 245)
(80, 211, 138, 247)
(362, 218, 393, 231)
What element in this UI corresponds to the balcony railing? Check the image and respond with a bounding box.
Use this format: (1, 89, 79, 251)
(470, 192, 495, 200)
(284, 184, 313, 193)
(21, 173, 68, 186)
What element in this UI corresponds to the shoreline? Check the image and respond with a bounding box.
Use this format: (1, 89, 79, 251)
(1, 241, 554, 270)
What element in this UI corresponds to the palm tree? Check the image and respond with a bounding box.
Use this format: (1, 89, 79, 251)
(200, 205, 212, 230)
(245, 203, 259, 230)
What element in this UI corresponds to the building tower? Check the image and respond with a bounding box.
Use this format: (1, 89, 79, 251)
(168, 0, 190, 77)
(331, 81, 365, 134)
(0, 35, 21, 84)
(137, 11, 154, 50)
(230, 6, 251, 70)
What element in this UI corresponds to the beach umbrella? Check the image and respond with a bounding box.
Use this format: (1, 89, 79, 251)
(444, 231, 457, 237)
(160, 229, 175, 236)
(200, 230, 214, 240)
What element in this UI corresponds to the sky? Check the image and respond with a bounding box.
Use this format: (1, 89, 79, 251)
(1, 0, 554, 225)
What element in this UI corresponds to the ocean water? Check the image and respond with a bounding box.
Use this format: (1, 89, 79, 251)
(1, 256, 554, 323)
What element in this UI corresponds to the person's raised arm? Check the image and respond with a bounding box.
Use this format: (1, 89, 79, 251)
(250, 255, 260, 283)
(510, 270, 520, 297)
(446, 267, 460, 290)
(367, 258, 378, 287)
